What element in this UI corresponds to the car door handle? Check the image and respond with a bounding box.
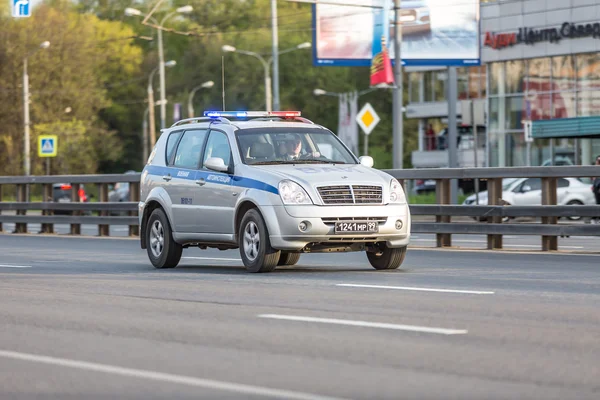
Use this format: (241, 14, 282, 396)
(195, 179, 206, 186)
(162, 175, 171, 181)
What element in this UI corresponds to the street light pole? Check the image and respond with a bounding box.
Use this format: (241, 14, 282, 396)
(143, 106, 149, 165)
(271, 0, 280, 111)
(147, 60, 176, 149)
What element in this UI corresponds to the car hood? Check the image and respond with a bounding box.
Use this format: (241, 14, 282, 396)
(249, 163, 393, 188)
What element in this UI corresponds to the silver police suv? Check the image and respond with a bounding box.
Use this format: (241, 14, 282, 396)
(139, 111, 411, 272)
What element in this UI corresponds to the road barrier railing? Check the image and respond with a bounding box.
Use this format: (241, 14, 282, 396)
(1, 166, 599, 251)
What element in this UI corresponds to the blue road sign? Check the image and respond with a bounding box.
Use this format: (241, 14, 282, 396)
(12, 0, 31, 18)
(38, 135, 57, 157)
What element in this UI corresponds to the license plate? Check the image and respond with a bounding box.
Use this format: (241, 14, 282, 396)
(334, 221, 378, 234)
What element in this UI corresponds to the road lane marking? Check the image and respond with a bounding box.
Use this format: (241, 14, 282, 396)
(183, 257, 241, 262)
(0, 349, 346, 400)
(0, 264, 32, 268)
(258, 314, 467, 335)
(336, 283, 494, 295)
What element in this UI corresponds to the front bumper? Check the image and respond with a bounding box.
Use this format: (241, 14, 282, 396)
(262, 204, 411, 251)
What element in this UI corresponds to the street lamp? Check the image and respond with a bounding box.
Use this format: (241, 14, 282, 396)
(125, 5, 193, 130)
(147, 60, 176, 155)
(187, 80, 215, 118)
(221, 41, 311, 111)
(23, 40, 50, 176)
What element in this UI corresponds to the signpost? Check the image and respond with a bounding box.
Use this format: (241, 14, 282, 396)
(356, 102, 380, 155)
(38, 135, 57, 175)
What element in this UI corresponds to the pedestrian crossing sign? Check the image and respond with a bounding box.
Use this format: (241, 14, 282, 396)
(38, 135, 57, 157)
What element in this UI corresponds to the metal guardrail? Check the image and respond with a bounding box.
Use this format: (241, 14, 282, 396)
(0, 167, 599, 252)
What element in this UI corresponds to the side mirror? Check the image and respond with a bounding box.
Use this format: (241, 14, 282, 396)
(359, 156, 374, 168)
(205, 157, 229, 172)
(521, 185, 532, 193)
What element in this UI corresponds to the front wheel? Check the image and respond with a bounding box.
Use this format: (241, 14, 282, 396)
(367, 245, 407, 270)
(239, 209, 281, 273)
(566, 200, 583, 221)
(146, 208, 182, 269)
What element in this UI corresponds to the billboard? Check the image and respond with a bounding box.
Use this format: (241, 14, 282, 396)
(312, 0, 481, 67)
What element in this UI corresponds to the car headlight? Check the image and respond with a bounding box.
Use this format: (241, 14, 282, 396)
(278, 180, 312, 205)
(389, 178, 407, 204)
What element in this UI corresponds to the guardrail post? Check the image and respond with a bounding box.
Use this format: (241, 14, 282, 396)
(70, 183, 81, 235)
(14, 184, 27, 233)
(98, 183, 109, 237)
(40, 184, 53, 234)
(487, 178, 503, 249)
(541, 177, 558, 251)
(129, 182, 140, 236)
(435, 179, 451, 247)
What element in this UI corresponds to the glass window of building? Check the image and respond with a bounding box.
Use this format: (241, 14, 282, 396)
(505, 96, 524, 130)
(434, 71, 447, 101)
(409, 72, 421, 103)
(552, 92, 576, 119)
(489, 62, 503, 95)
(527, 57, 552, 93)
(424, 71, 434, 102)
(457, 67, 468, 99)
(552, 56, 575, 91)
(488, 98, 500, 132)
(576, 53, 600, 92)
(577, 91, 600, 117)
(505, 60, 526, 94)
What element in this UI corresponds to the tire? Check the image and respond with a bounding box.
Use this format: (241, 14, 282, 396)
(367, 245, 407, 270)
(239, 209, 280, 273)
(278, 252, 301, 266)
(146, 208, 182, 269)
(566, 200, 583, 221)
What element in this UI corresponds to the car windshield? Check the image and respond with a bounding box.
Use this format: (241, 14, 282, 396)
(502, 178, 520, 190)
(235, 127, 358, 165)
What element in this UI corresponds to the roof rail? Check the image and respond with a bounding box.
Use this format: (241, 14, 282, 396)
(249, 116, 315, 124)
(170, 116, 231, 128)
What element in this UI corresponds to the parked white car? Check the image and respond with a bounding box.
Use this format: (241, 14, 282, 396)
(463, 177, 595, 221)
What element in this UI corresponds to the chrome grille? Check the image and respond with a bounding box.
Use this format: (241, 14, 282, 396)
(321, 217, 387, 225)
(317, 185, 382, 205)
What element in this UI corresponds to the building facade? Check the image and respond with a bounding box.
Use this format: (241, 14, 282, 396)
(406, 0, 600, 168)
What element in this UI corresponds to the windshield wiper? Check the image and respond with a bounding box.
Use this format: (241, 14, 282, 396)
(289, 160, 347, 164)
(250, 161, 293, 165)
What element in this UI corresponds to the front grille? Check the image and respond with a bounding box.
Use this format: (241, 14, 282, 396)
(317, 185, 382, 205)
(321, 217, 387, 225)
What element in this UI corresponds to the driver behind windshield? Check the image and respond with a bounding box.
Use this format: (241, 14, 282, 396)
(279, 134, 319, 161)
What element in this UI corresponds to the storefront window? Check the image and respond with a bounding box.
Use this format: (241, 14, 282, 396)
(552, 92, 576, 119)
(424, 71, 434, 102)
(479, 65, 487, 98)
(576, 53, 600, 92)
(526, 57, 552, 92)
(505, 96, 524, 130)
(457, 67, 468, 99)
(434, 71, 447, 101)
(577, 91, 600, 116)
(409, 72, 421, 103)
(552, 56, 575, 91)
(505, 60, 526, 94)
(488, 97, 500, 131)
(525, 92, 552, 121)
(489, 62, 503, 95)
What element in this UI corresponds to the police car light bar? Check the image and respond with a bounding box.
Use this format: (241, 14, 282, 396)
(203, 111, 301, 118)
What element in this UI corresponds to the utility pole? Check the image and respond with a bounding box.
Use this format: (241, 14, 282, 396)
(271, 0, 280, 111)
(392, 0, 403, 169)
(23, 57, 31, 176)
(148, 84, 157, 149)
(447, 67, 458, 204)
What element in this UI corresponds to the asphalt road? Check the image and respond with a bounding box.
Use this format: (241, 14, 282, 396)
(0, 235, 599, 399)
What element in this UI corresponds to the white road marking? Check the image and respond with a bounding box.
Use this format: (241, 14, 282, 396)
(183, 257, 241, 262)
(258, 314, 468, 335)
(336, 283, 494, 295)
(0, 264, 32, 268)
(0, 349, 345, 400)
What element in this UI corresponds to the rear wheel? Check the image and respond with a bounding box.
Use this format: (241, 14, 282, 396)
(146, 208, 182, 269)
(367, 245, 407, 270)
(278, 252, 301, 266)
(239, 209, 280, 273)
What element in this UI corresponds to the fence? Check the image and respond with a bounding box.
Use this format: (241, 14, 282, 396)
(1, 166, 599, 251)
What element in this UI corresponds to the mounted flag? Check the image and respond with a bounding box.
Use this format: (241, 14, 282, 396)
(370, 2, 394, 87)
